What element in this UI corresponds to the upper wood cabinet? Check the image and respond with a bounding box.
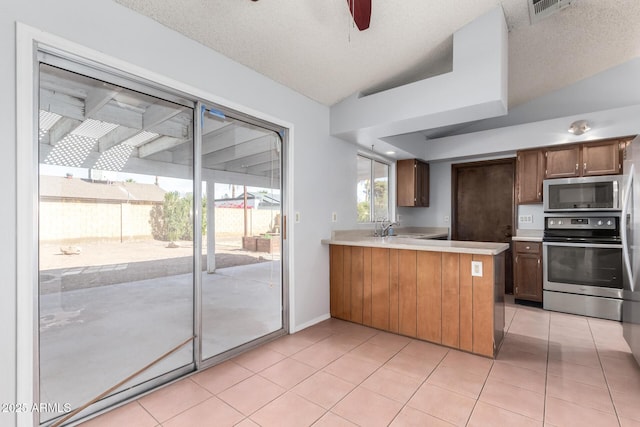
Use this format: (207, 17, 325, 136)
(544, 144, 581, 179)
(397, 159, 429, 207)
(516, 149, 544, 204)
(582, 140, 622, 176)
(544, 139, 624, 179)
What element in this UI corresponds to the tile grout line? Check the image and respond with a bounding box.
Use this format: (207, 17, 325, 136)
(385, 347, 451, 427)
(217, 327, 343, 425)
(315, 331, 413, 425)
(586, 317, 623, 427)
(543, 308, 551, 425)
(464, 300, 519, 427)
(241, 327, 356, 423)
(231, 323, 399, 426)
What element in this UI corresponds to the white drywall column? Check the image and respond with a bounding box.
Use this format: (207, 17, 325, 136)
(206, 182, 216, 273)
(330, 6, 508, 144)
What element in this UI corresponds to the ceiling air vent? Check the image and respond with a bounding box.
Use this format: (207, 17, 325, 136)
(529, 0, 572, 24)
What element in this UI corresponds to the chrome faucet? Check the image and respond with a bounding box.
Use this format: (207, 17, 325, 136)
(373, 218, 397, 237)
(381, 220, 397, 237)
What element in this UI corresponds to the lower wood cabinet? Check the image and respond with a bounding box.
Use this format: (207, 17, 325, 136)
(513, 241, 542, 302)
(329, 245, 504, 358)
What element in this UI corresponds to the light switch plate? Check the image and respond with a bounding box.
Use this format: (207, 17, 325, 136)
(519, 215, 533, 224)
(471, 261, 483, 277)
(331, 212, 338, 222)
(295, 212, 301, 223)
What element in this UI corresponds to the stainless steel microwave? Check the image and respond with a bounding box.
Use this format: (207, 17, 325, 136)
(543, 175, 625, 212)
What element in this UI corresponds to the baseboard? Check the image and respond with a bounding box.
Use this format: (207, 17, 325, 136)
(291, 313, 331, 333)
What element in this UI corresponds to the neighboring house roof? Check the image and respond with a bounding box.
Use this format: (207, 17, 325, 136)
(39, 175, 166, 203)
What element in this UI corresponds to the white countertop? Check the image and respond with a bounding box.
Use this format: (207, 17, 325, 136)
(512, 229, 543, 242)
(321, 235, 509, 256)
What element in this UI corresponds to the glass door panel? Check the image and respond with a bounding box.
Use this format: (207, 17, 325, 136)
(38, 64, 195, 423)
(200, 111, 283, 359)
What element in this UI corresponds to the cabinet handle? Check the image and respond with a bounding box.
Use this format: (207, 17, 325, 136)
(515, 255, 519, 263)
(575, 163, 579, 171)
(525, 246, 530, 250)
(538, 258, 541, 265)
(583, 162, 587, 171)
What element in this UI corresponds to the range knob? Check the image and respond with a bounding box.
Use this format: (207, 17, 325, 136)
(558, 220, 564, 225)
(607, 220, 613, 226)
(549, 220, 555, 226)
(597, 220, 603, 226)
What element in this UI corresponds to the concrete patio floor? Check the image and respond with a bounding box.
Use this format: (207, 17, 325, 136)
(39, 260, 282, 423)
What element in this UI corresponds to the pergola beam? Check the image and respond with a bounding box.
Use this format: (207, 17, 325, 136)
(138, 136, 189, 158)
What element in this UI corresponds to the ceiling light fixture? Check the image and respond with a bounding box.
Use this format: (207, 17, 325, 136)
(385, 151, 396, 155)
(568, 120, 590, 135)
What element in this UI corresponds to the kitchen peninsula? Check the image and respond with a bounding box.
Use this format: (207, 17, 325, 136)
(322, 230, 509, 358)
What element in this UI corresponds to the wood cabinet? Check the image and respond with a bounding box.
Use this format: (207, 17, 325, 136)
(516, 149, 545, 204)
(544, 139, 623, 179)
(513, 241, 542, 302)
(329, 244, 504, 358)
(582, 140, 622, 176)
(397, 159, 429, 207)
(544, 144, 581, 179)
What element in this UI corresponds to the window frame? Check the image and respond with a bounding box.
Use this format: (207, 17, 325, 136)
(356, 152, 395, 224)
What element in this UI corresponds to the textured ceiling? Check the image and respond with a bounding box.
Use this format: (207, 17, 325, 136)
(114, 0, 640, 109)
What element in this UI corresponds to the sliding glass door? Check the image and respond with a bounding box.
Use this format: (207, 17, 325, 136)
(199, 110, 283, 359)
(38, 63, 196, 423)
(36, 57, 286, 425)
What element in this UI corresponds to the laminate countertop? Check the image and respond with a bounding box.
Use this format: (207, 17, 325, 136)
(321, 235, 509, 256)
(511, 229, 544, 242)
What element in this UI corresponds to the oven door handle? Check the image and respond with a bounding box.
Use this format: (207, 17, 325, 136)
(542, 242, 623, 249)
(622, 164, 634, 291)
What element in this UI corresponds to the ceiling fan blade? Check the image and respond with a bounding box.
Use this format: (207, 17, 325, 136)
(347, 0, 371, 31)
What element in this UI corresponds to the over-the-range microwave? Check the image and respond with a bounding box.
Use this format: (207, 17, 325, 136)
(543, 175, 625, 212)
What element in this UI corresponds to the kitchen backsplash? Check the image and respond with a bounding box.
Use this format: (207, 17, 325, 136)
(517, 204, 544, 230)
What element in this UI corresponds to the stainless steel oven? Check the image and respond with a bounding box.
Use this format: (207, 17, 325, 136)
(544, 175, 624, 212)
(543, 215, 623, 321)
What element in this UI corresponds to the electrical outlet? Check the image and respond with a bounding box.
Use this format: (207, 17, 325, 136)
(295, 212, 301, 223)
(331, 212, 338, 222)
(471, 261, 483, 277)
(519, 215, 533, 224)
(444, 215, 450, 223)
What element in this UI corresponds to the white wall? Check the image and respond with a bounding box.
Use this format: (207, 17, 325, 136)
(0, 5, 17, 426)
(2, 2, 357, 424)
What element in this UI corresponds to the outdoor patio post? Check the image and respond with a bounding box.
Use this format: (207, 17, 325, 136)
(206, 181, 216, 273)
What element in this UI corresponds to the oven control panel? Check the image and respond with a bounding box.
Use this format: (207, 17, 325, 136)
(545, 217, 617, 230)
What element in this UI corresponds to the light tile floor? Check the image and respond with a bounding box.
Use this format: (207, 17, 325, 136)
(81, 301, 640, 427)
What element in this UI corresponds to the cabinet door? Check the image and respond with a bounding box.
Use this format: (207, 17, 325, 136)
(514, 249, 542, 302)
(397, 159, 417, 207)
(516, 150, 544, 204)
(582, 140, 621, 176)
(416, 161, 430, 207)
(545, 145, 581, 179)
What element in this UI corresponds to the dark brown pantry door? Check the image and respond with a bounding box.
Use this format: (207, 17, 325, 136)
(452, 159, 515, 294)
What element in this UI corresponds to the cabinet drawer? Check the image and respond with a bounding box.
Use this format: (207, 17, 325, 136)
(514, 241, 541, 254)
